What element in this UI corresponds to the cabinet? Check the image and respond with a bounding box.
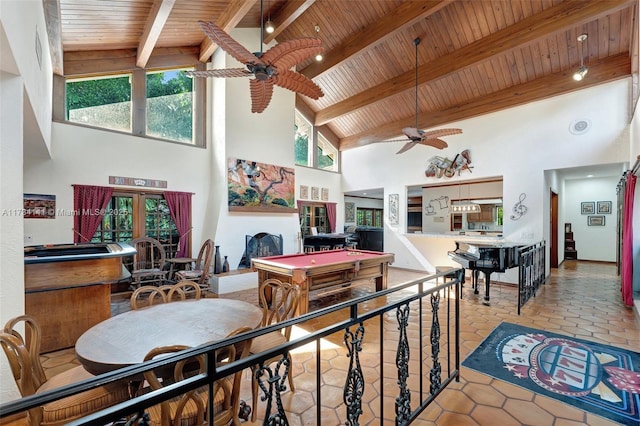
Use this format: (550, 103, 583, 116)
(451, 214, 463, 230)
(467, 205, 493, 222)
(564, 223, 577, 260)
(407, 196, 422, 232)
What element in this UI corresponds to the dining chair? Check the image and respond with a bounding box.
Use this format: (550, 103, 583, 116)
(249, 279, 300, 422)
(167, 280, 202, 302)
(140, 326, 253, 426)
(130, 236, 169, 288)
(174, 239, 214, 293)
(1, 315, 129, 426)
(129, 285, 172, 310)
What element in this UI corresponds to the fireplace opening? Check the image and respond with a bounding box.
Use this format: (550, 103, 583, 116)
(238, 232, 283, 268)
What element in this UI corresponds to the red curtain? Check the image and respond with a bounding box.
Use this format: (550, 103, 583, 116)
(326, 202, 336, 233)
(73, 185, 114, 243)
(621, 173, 636, 306)
(165, 191, 192, 258)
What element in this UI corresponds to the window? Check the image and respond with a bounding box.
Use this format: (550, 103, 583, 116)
(295, 111, 312, 167)
(299, 202, 329, 237)
(92, 191, 183, 260)
(61, 67, 203, 146)
(356, 208, 383, 227)
(66, 74, 132, 132)
(294, 109, 339, 171)
(146, 69, 194, 143)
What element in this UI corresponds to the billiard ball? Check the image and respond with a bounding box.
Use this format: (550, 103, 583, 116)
(311, 259, 316, 264)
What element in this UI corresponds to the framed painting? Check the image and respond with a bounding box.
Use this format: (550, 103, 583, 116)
(24, 193, 56, 219)
(300, 185, 309, 199)
(389, 193, 399, 225)
(588, 215, 605, 226)
(345, 202, 356, 222)
(597, 201, 612, 214)
(227, 158, 297, 212)
(581, 201, 595, 215)
(321, 187, 329, 201)
(311, 187, 319, 200)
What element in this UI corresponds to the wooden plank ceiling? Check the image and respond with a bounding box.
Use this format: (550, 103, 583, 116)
(46, 0, 637, 151)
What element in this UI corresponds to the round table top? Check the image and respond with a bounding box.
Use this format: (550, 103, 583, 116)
(75, 298, 263, 375)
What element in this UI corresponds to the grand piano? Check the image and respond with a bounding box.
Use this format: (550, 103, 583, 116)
(448, 240, 523, 305)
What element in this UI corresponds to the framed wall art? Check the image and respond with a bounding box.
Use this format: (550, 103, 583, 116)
(299, 185, 309, 199)
(311, 186, 319, 200)
(227, 158, 296, 212)
(23, 193, 56, 219)
(588, 215, 605, 226)
(597, 201, 612, 214)
(321, 187, 329, 201)
(345, 202, 356, 222)
(581, 201, 595, 215)
(389, 193, 399, 225)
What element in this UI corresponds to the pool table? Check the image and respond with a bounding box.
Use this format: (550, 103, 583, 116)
(251, 249, 394, 315)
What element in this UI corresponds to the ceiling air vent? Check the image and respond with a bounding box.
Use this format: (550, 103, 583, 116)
(569, 119, 591, 135)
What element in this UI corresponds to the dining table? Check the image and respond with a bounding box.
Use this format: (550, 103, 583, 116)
(75, 298, 263, 375)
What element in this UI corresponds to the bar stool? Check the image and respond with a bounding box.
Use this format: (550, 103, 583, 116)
(333, 244, 344, 250)
(435, 266, 462, 297)
(304, 245, 315, 253)
(346, 242, 357, 250)
(318, 245, 331, 251)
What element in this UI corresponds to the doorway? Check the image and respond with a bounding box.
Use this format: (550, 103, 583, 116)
(550, 190, 559, 268)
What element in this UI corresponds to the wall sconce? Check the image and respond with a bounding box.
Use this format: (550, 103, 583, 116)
(573, 34, 588, 81)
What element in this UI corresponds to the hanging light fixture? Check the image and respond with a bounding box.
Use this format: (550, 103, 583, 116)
(450, 183, 481, 213)
(314, 25, 323, 61)
(263, 0, 275, 34)
(573, 34, 588, 81)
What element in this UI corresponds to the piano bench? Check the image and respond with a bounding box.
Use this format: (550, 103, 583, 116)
(436, 266, 463, 296)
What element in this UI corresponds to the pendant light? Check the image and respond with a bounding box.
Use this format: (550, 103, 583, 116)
(314, 25, 323, 61)
(573, 34, 588, 81)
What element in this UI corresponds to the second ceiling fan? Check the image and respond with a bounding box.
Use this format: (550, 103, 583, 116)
(381, 38, 462, 154)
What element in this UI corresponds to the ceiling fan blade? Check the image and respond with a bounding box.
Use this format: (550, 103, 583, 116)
(402, 127, 422, 139)
(417, 138, 448, 150)
(261, 38, 323, 70)
(272, 70, 323, 99)
(185, 68, 250, 78)
(371, 138, 411, 144)
(198, 21, 261, 65)
(419, 128, 463, 139)
(396, 141, 418, 154)
(249, 79, 274, 113)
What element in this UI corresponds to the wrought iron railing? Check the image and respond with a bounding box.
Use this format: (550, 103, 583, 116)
(0, 269, 463, 425)
(517, 241, 547, 314)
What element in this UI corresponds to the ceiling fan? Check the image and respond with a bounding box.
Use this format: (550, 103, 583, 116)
(185, 1, 324, 113)
(380, 38, 462, 154)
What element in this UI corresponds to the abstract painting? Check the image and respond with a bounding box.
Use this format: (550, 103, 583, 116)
(227, 158, 296, 212)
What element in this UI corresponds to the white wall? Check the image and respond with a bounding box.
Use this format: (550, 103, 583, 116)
(342, 79, 630, 272)
(563, 176, 619, 261)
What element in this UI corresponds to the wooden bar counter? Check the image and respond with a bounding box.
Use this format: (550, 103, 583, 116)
(24, 242, 136, 353)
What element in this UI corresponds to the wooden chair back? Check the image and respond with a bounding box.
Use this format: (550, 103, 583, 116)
(167, 280, 202, 302)
(131, 236, 166, 272)
(2, 314, 47, 395)
(194, 239, 214, 286)
(258, 279, 300, 338)
(130, 285, 171, 310)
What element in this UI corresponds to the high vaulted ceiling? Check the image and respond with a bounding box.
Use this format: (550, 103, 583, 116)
(45, 0, 638, 151)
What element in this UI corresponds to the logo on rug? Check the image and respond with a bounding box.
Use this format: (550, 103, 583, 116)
(463, 322, 640, 425)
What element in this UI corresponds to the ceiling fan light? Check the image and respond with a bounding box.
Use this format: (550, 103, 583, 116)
(573, 65, 588, 81)
(265, 20, 275, 34)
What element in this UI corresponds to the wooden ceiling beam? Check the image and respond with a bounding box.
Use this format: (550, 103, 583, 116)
(43, 0, 64, 76)
(315, 0, 635, 127)
(136, 0, 177, 68)
(198, 0, 257, 63)
(263, 0, 316, 45)
(300, 0, 451, 80)
(340, 54, 631, 150)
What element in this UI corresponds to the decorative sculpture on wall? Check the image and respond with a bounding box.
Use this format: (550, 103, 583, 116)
(425, 150, 473, 178)
(510, 193, 528, 220)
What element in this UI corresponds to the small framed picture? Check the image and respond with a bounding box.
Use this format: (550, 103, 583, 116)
(581, 201, 595, 215)
(588, 215, 605, 226)
(311, 186, 319, 200)
(321, 187, 329, 201)
(597, 201, 612, 214)
(299, 185, 309, 199)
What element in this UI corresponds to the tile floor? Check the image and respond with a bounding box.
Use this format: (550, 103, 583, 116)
(36, 260, 639, 425)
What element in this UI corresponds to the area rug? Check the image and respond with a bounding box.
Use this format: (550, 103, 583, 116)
(462, 322, 640, 425)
